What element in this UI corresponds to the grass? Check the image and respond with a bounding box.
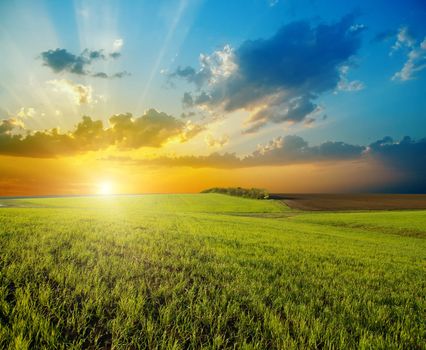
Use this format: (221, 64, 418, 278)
(0, 193, 425, 349)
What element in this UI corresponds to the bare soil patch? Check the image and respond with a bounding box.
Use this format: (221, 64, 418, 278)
(271, 194, 426, 211)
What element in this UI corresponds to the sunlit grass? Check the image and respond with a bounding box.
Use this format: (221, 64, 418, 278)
(0, 194, 425, 349)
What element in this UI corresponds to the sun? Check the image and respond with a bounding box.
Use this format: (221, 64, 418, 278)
(97, 181, 114, 195)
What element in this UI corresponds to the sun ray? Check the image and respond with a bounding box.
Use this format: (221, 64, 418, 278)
(135, 0, 190, 114)
(0, 4, 66, 128)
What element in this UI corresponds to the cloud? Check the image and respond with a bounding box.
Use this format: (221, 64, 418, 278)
(16, 107, 37, 119)
(170, 14, 365, 132)
(0, 109, 201, 157)
(112, 71, 131, 78)
(205, 133, 229, 148)
(391, 27, 426, 81)
(180, 111, 196, 118)
(91, 72, 109, 79)
(94, 131, 426, 192)
(40, 48, 89, 75)
(85, 49, 106, 60)
(367, 136, 426, 192)
(118, 135, 366, 169)
(391, 27, 416, 52)
(109, 52, 121, 59)
(182, 92, 194, 108)
(92, 71, 130, 79)
(0, 118, 25, 134)
(337, 65, 365, 92)
(169, 45, 236, 89)
(109, 109, 201, 148)
(104, 134, 426, 192)
(249, 136, 426, 193)
(243, 135, 365, 166)
(243, 96, 320, 133)
(47, 79, 92, 105)
(40, 48, 130, 78)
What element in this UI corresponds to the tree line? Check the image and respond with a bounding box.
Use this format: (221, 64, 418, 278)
(201, 187, 269, 199)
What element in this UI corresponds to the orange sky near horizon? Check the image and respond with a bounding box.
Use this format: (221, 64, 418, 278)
(0, 154, 397, 196)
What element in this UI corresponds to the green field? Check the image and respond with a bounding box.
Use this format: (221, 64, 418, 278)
(0, 194, 425, 349)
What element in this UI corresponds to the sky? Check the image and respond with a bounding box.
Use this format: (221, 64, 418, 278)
(0, 0, 426, 195)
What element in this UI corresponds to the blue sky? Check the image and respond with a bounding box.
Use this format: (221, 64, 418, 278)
(0, 0, 426, 194)
(1, 0, 425, 137)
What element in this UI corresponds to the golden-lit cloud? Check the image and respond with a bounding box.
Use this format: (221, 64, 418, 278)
(0, 118, 25, 133)
(47, 79, 92, 105)
(0, 109, 203, 157)
(205, 133, 229, 148)
(17, 107, 37, 119)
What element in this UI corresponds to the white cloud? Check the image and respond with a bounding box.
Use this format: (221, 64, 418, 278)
(349, 24, 366, 32)
(171, 45, 237, 89)
(200, 44, 237, 85)
(337, 65, 365, 92)
(205, 133, 229, 148)
(47, 79, 93, 105)
(391, 28, 426, 81)
(16, 107, 37, 119)
(391, 27, 416, 53)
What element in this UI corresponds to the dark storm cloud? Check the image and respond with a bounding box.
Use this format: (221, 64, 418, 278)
(40, 48, 130, 78)
(170, 14, 365, 132)
(368, 136, 426, 192)
(0, 109, 202, 157)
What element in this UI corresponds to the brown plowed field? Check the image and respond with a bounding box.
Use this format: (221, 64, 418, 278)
(271, 194, 426, 211)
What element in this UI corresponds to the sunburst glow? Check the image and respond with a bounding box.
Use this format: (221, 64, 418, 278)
(97, 181, 114, 195)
